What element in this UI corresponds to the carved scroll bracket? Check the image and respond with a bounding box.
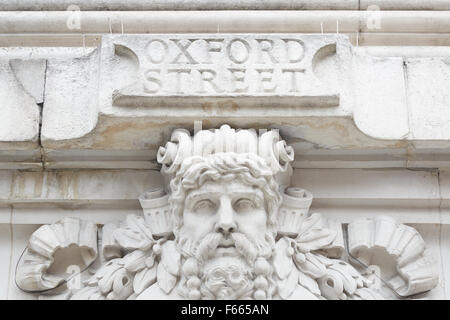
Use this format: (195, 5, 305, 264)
(347, 216, 439, 297)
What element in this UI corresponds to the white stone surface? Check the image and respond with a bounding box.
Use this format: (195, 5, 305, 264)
(0, 167, 446, 225)
(0, 222, 12, 300)
(293, 168, 440, 201)
(1, 11, 450, 35)
(103, 34, 339, 103)
(0, 60, 40, 150)
(409, 223, 446, 299)
(6, 0, 450, 11)
(353, 53, 408, 140)
(9, 59, 46, 104)
(37, 34, 409, 159)
(41, 50, 100, 143)
(7, 224, 40, 299)
(1, 4, 450, 301)
(361, 0, 450, 10)
(441, 225, 450, 299)
(5, 170, 162, 202)
(406, 58, 450, 140)
(1, 34, 450, 170)
(1, 1, 359, 10)
(292, 168, 442, 223)
(439, 170, 450, 225)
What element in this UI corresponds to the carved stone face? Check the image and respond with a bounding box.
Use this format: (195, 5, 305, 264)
(177, 178, 275, 299)
(170, 153, 280, 299)
(182, 180, 268, 260)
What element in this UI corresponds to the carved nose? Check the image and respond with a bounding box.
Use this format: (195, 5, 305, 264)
(215, 221, 237, 235)
(215, 198, 237, 235)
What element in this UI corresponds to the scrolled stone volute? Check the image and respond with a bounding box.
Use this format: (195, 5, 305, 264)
(347, 216, 439, 297)
(156, 124, 295, 186)
(16, 217, 98, 292)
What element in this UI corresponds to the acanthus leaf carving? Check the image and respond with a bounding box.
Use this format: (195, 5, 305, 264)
(273, 237, 294, 280)
(133, 265, 157, 295)
(122, 249, 148, 273)
(156, 259, 177, 294)
(113, 215, 154, 251)
(295, 213, 338, 253)
(298, 271, 321, 296)
(160, 240, 181, 277)
(277, 267, 299, 299)
(297, 256, 326, 280)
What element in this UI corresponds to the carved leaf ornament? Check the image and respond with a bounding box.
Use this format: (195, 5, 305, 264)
(71, 215, 180, 300)
(274, 213, 384, 300)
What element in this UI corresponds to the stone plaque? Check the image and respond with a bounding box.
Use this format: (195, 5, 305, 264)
(100, 34, 340, 108)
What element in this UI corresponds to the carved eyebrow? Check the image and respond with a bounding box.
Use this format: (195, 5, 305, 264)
(232, 192, 264, 204)
(186, 189, 264, 202)
(185, 191, 221, 202)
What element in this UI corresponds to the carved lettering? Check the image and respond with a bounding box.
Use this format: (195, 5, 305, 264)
(283, 39, 305, 63)
(143, 69, 162, 93)
(256, 39, 278, 64)
(204, 39, 224, 64)
(111, 34, 339, 98)
(170, 39, 199, 64)
(282, 69, 305, 92)
(168, 68, 191, 93)
(256, 69, 277, 93)
(197, 69, 223, 93)
(145, 39, 168, 64)
(228, 68, 248, 93)
(226, 38, 251, 64)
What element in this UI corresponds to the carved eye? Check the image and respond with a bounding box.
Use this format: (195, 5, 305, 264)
(193, 199, 216, 214)
(234, 198, 256, 213)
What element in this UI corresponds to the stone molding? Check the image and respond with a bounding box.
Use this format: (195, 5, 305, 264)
(2, 11, 450, 36)
(4, 1, 450, 11)
(2, 34, 450, 170)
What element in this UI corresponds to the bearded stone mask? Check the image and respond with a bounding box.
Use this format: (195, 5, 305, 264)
(145, 125, 295, 299)
(168, 154, 284, 298)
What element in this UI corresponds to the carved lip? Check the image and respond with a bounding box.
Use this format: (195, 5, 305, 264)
(217, 239, 237, 255)
(217, 244, 235, 249)
(216, 247, 238, 257)
(217, 238, 235, 249)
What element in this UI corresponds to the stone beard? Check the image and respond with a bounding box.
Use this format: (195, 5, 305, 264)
(168, 152, 281, 300)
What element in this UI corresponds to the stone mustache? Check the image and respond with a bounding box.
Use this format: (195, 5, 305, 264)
(15, 125, 438, 300)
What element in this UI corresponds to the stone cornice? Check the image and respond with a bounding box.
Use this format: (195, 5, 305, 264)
(2, 34, 450, 170)
(1, 11, 450, 47)
(3, 1, 450, 11)
(0, 11, 449, 36)
(0, 168, 448, 225)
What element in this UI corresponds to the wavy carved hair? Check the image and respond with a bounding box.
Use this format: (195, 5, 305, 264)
(168, 152, 282, 238)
